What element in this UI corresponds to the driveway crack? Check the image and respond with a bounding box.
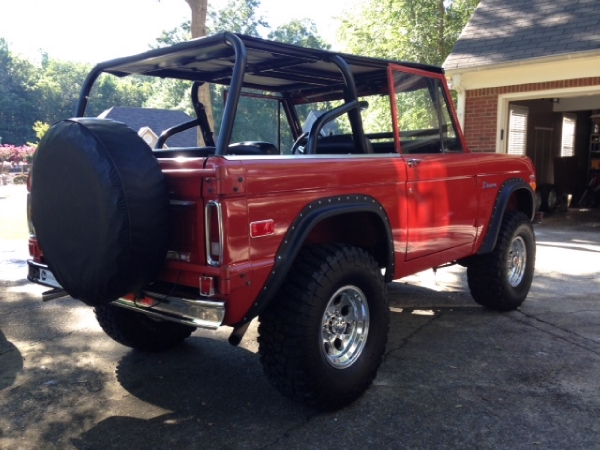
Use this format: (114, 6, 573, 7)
(385, 309, 443, 357)
(508, 309, 600, 357)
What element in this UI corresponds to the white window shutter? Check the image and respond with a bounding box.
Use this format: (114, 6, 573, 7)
(507, 105, 528, 156)
(561, 114, 576, 157)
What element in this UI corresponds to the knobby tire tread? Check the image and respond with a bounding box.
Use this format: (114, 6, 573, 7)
(467, 211, 535, 311)
(258, 243, 389, 410)
(95, 304, 195, 352)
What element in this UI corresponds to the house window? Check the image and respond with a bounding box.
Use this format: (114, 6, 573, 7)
(561, 113, 576, 157)
(507, 105, 528, 155)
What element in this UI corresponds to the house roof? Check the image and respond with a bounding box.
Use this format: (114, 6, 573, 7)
(98, 107, 197, 147)
(444, 0, 600, 71)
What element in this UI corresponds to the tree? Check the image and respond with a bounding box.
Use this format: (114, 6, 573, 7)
(267, 19, 331, 49)
(185, 0, 208, 38)
(207, 0, 268, 36)
(0, 39, 39, 144)
(185, 0, 214, 143)
(338, 0, 479, 66)
(32, 59, 91, 123)
(152, 1, 331, 147)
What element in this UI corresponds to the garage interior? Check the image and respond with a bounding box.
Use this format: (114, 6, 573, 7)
(509, 95, 600, 211)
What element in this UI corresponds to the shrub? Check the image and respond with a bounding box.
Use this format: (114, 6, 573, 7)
(0, 145, 36, 164)
(12, 174, 28, 184)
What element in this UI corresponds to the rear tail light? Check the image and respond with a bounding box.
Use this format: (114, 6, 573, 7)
(26, 172, 36, 238)
(205, 200, 223, 266)
(27, 192, 36, 238)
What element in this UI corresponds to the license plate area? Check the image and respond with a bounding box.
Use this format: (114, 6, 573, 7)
(27, 261, 62, 289)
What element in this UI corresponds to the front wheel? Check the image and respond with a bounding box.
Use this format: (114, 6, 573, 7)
(258, 244, 389, 410)
(467, 211, 536, 311)
(95, 304, 195, 351)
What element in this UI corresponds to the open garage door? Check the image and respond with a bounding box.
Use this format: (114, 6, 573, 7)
(503, 92, 600, 211)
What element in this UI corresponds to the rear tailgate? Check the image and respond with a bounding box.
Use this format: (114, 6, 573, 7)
(157, 157, 215, 289)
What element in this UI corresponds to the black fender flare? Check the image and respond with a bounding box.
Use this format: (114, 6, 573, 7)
(477, 178, 535, 255)
(239, 194, 394, 325)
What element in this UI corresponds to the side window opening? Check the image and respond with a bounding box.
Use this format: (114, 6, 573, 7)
(390, 67, 463, 154)
(224, 90, 293, 153)
(294, 95, 397, 155)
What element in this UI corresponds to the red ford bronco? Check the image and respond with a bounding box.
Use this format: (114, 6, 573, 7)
(27, 33, 537, 410)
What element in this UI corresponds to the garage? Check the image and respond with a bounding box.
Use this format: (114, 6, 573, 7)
(443, 0, 600, 212)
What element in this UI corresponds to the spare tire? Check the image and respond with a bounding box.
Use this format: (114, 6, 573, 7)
(31, 118, 170, 306)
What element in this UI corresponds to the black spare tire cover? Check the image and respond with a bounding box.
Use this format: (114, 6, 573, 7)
(31, 118, 170, 306)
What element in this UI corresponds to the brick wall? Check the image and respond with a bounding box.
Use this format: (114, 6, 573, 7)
(464, 76, 600, 152)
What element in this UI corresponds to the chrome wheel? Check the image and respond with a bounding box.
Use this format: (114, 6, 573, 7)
(321, 285, 370, 369)
(507, 235, 527, 287)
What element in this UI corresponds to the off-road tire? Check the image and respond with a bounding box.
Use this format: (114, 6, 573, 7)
(258, 244, 389, 410)
(467, 211, 535, 311)
(95, 304, 195, 351)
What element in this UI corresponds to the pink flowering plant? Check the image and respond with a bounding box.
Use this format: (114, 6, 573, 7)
(0, 145, 36, 166)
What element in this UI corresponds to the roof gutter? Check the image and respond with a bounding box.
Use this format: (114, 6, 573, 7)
(443, 48, 600, 76)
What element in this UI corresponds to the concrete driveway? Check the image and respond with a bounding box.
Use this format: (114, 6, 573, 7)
(1, 185, 599, 449)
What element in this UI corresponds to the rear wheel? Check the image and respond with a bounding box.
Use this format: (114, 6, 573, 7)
(95, 304, 195, 351)
(258, 244, 389, 410)
(467, 211, 535, 311)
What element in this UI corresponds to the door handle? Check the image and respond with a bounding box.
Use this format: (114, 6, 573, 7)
(407, 159, 422, 168)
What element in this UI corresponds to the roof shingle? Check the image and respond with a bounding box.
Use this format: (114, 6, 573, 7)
(444, 0, 600, 70)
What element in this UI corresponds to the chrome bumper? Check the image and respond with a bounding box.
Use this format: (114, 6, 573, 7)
(27, 260, 225, 329)
(113, 292, 225, 329)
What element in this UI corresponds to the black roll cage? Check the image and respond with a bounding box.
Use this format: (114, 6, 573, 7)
(75, 32, 445, 156)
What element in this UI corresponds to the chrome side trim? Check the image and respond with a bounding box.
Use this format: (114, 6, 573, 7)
(170, 199, 196, 207)
(205, 200, 224, 267)
(113, 291, 225, 329)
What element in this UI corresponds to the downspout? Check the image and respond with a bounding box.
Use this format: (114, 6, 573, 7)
(451, 73, 466, 131)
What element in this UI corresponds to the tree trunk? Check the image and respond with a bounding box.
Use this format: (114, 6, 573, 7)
(185, 0, 207, 36)
(184, 0, 215, 144)
(438, 0, 445, 63)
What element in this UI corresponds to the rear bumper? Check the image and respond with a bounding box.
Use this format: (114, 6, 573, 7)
(27, 260, 62, 289)
(27, 260, 225, 329)
(113, 293, 225, 329)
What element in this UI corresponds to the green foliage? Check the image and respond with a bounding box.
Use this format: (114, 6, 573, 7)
(32, 59, 91, 122)
(0, 38, 39, 144)
(152, 21, 191, 48)
(0, 0, 334, 147)
(144, 78, 194, 115)
(268, 19, 331, 49)
(27, 121, 51, 147)
(208, 0, 268, 36)
(32, 121, 50, 141)
(87, 74, 153, 117)
(339, 0, 479, 65)
(0, 38, 154, 144)
(337, 0, 478, 137)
